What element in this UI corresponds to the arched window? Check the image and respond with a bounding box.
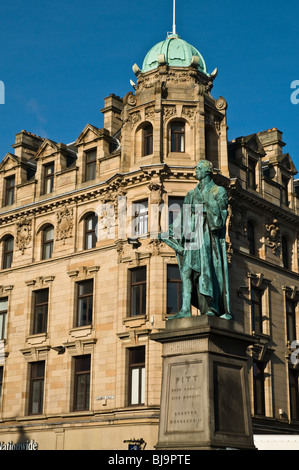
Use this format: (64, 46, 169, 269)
(171, 121, 185, 152)
(247, 221, 256, 256)
(282, 236, 290, 269)
(3, 235, 14, 269)
(84, 213, 98, 250)
(42, 225, 54, 260)
(143, 124, 153, 156)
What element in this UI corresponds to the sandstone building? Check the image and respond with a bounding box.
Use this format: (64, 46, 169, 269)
(0, 33, 298, 450)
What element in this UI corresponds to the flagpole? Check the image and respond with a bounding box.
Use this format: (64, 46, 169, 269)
(172, 0, 176, 34)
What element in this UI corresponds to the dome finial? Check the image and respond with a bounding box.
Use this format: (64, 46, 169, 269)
(172, 0, 177, 35)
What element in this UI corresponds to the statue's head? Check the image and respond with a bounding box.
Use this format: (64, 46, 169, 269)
(195, 160, 213, 181)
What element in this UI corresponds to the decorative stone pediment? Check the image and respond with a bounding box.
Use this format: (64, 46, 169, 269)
(74, 123, 109, 146)
(269, 153, 298, 175)
(238, 134, 266, 157)
(0, 153, 20, 172)
(34, 139, 59, 160)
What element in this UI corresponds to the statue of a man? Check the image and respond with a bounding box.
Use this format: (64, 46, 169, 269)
(160, 160, 232, 320)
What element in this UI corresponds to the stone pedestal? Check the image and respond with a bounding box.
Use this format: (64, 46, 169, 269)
(150, 316, 256, 450)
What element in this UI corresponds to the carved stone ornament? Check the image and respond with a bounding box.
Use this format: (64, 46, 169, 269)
(16, 217, 32, 254)
(182, 106, 196, 122)
(216, 96, 227, 111)
(145, 107, 155, 121)
(126, 93, 137, 107)
(148, 182, 164, 205)
(128, 111, 141, 126)
(56, 206, 74, 244)
(163, 106, 176, 120)
(265, 219, 281, 255)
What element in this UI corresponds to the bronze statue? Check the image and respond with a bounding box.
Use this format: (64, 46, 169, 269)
(160, 160, 232, 320)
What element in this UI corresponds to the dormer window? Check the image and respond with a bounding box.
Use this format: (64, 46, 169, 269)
(43, 163, 54, 195)
(247, 158, 256, 190)
(143, 124, 153, 156)
(5, 175, 15, 206)
(85, 149, 97, 182)
(171, 122, 185, 152)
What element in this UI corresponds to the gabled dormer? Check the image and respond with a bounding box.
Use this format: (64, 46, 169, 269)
(34, 139, 77, 197)
(0, 153, 19, 208)
(228, 133, 266, 192)
(268, 153, 298, 209)
(74, 124, 113, 185)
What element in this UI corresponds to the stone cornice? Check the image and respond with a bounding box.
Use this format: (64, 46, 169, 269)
(229, 180, 299, 225)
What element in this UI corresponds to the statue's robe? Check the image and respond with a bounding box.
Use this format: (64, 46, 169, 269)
(165, 179, 231, 317)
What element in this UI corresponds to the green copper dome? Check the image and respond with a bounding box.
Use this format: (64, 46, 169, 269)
(142, 33, 208, 74)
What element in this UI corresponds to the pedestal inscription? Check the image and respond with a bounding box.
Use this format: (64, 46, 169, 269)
(166, 360, 203, 433)
(151, 316, 256, 450)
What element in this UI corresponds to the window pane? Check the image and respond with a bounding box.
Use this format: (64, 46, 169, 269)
(132, 267, 146, 284)
(43, 242, 53, 260)
(78, 280, 93, 296)
(36, 290, 49, 305)
(167, 266, 182, 314)
(130, 347, 145, 365)
(44, 227, 54, 241)
(33, 361, 45, 378)
(75, 355, 91, 373)
(286, 301, 296, 342)
(130, 368, 140, 405)
(86, 163, 96, 181)
(77, 281, 93, 326)
(75, 374, 90, 410)
(5, 177, 15, 205)
(5, 237, 14, 252)
(45, 178, 53, 194)
(131, 286, 140, 316)
(167, 283, 179, 314)
(140, 367, 145, 404)
(31, 381, 42, 414)
(0, 298, 8, 312)
(29, 362, 45, 415)
(34, 306, 46, 334)
(85, 233, 93, 250)
(0, 313, 6, 340)
(171, 123, 185, 152)
(86, 151, 96, 163)
(74, 356, 90, 411)
(85, 151, 97, 181)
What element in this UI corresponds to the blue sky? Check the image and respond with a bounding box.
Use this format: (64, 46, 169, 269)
(0, 0, 298, 171)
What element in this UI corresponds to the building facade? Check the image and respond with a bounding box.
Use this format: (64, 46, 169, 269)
(0, 33, 298, 450)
